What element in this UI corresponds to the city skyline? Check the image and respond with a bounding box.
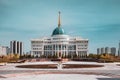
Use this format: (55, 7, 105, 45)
(0, 0, 120, 53)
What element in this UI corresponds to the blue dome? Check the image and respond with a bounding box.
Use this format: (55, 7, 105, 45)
(52, 27, 65, 36)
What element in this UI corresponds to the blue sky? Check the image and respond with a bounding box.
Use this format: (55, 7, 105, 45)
(0, 0, 120, 53)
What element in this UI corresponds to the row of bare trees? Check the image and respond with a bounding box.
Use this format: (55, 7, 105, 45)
(0, 54, 20, 63)
(88, 53, 120, 62)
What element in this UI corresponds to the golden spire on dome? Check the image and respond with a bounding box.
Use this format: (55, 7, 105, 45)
(58, 11, 61, 27)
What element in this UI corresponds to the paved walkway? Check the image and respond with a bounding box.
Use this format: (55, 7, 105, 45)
(0, 61, 120, 80)
(0, 74, 115, 80)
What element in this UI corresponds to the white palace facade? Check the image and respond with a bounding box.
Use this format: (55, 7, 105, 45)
(31, 12, 89, 58)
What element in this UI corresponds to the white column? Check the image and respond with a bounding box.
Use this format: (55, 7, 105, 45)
(42, 42, 44, 56)
(60, 44, 62, 57)
(64, 45, 65, 57)
(66, 44, 68, 56)
(55, 44, 56, 56)
(57, 45, 60, 58)
(52, 44, 53, 56)
(76, 43, 78, 56)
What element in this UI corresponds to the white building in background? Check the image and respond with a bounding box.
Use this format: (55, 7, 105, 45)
(101, 47, 105, 54)
(97, 48, 101, 55)
(0, 45, 9, 56)
(10, 40, 23, 56)
(31, 12, 89, 58)
(97, 47, 116, 56)
(118, 41, 120, 57)
(105, 47, 111, 54)
(111, 47, 116, 56)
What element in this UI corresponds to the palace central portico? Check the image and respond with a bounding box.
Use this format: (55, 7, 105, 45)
(31, 12, 89, 59)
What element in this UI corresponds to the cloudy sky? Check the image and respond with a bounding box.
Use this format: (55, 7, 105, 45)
(0, 0, 120, 53)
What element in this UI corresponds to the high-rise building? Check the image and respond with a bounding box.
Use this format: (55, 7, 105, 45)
(118, 41, 120, 56)
(111, 47, 116, 56)
(105, 47, 110, 54)
(97, 47, 116, 56)
(31, 12, 89, 58)
(10, 40, 23, 56)
(0, 45, 9, 56)
(97, 48, 101, 55)
(101, 47, 105, 54)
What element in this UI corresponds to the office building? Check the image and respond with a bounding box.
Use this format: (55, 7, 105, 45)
(101, 47, 105, 54)
(111, 47, 116, 56)
(105, 47, 111, 54)
(118, 41, 120, 56)
(0, 45, 9, 56)
(97, 47, 116, 56)
(97, 48, 101, 55)
(10, 40, 23, 56)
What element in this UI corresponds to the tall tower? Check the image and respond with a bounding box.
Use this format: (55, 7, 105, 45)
(105, 47, 110, 54)
(97, 48, 101, 55)
(10, 40, 23, 56)
(118, 41, 120, 56)
(101, 47, 105, 54)
(111, 47, 116, 56)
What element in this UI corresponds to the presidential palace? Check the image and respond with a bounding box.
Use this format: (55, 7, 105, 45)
(31, 12, 89, 59)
